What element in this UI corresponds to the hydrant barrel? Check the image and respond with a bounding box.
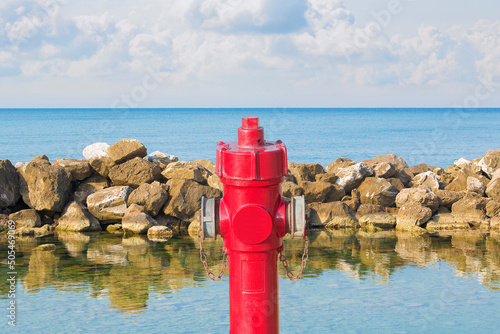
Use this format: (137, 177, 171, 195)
(201, 117, 306, 333)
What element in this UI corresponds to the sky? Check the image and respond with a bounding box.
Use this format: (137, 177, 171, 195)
(0, 0, 499, 108)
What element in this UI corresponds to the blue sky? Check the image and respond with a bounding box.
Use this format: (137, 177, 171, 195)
(1, 0, 499, 108)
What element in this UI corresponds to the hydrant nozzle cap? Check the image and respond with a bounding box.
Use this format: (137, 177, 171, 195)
(238, 117, 264, 148)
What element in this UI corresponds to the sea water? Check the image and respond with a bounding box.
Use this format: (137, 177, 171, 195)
(1, 108, 499, 167)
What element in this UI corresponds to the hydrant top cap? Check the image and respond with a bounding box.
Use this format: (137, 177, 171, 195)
(242, 117, 260, 130)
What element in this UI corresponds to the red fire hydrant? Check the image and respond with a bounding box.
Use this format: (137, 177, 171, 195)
(199, 117, 308, 334)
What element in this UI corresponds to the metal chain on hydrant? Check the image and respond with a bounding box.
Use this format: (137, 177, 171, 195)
(278, 233, 310, 282)
(197, 224, 228, 281)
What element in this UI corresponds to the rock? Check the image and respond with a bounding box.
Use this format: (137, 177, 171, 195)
(356, 204, 386, 216)
(53, 159, 92, 181)
(325, 158, 356, 175)
(9, 209, 41, 227)
(34, 244, 57, 252)
(335, 162, 374, 193)
(486, 170, 500, 201)
(147, 225, 173, 241)
(365, 154, 408, 172)
(125, 203, 147, 216)
(359, 213, 396, 230)
(74, 173, 109, 204)
(326, 185, 346, 202)
(207, 174, 223, 191)
(396, 186, 440, 213)
(300, 181, 333, 203)
(191, 160, 215, 174)
(107, 139, 147, 164)
(147, 151, 179, 169)
(122, 212, 157, 234)
(486, 200, 500, 218)
(17, 160, 72, 212)
(109, 157, 162, 187)
(445, 169, 490, 192)
(87, 186, 132, 220)
(451, 195, 489, 225)
(342, 189, 360, 211)
(467, 176, 485, 196)
(435, 189, 464, 209)
(30, 154, 50, 165)
(411, 171, 440, 192)
(426, 213, 470, 230)
(282, 181, 304, 198)
(308, 202, 358, 228)
(82, 142, 110, 160)
(372, 162, 396, 178)
(387, 178, 405, 191)
(407, 163, 431, 175)
(106, 224, 122, 233)
(394, 170, 413, 187)
(358, 177, 399, 207)
(396, 204, 433, 228)
(0, 159, 20, 208)
(492, 215, 500, 230)
(161, 165, 204, 183)
(127, 182, 169, 216)
(88, 156, 116, 177)
(478, 149, 500, 178)
(315, 173, 338, 184)
(163, 179, 221, 221)
(288, 163, 324, 183)
(56, 201, 102, 232)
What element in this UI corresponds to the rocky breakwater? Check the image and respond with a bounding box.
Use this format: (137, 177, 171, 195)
(1, 140, 500, 239)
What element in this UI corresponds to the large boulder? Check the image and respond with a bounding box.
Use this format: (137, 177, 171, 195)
(9, 209, 41, 228)
(372, 162, 396, 179)
(358, 213, 396, 230)
(74, 173, 109, 204)
(407, 163, 431, 176)
(87, 186, 132, 220)
(451, 195, 489, 225)
(365, 154, 408, 172)
(147, 151, 179, 169)
(486, 170, 500, 201)
(325, 158, 356, 175)
(56, 201, 102, 232)
(161, 165, 204, 183)
(288, 163, 324, 183)
(411, 171, 440, 192)
(358, 177, 399, 207)
(467, 176, 485, 196)
(485, 200, 500, 218)
(335, 162, 374, 193)
(315, 172, 338, 184)
(282, 181, 304, 198)
(108, 157, 162, 187)
(395, 186, 440, 213)
(122, 212, 158, 234)
(300, 181, 333, 203)
(191, 160, 215, 174)
(53, 159, 92, 181)
(207, 174, 223, 192)
(127, 182, 169, 217)
(425, 213, 470, 231)
(163, 179, 221, 221)
(308, 201, 358, 228)
(478, 149, 500, 178)
(88, 156, 116, 177)
(82, 142, 109, 160)
(435, 189, 464, 209)
(396, 204, 433, 229)
(0, 159, 20, 208)
(17, 159, 72, 212)
(107, 139, 147, 164)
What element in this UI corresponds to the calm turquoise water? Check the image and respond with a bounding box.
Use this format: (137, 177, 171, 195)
(1, 231, 499, 333)
(1, 108, 499, 167)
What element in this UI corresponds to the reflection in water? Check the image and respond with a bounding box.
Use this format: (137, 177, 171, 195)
(1, 229, 499, 313)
